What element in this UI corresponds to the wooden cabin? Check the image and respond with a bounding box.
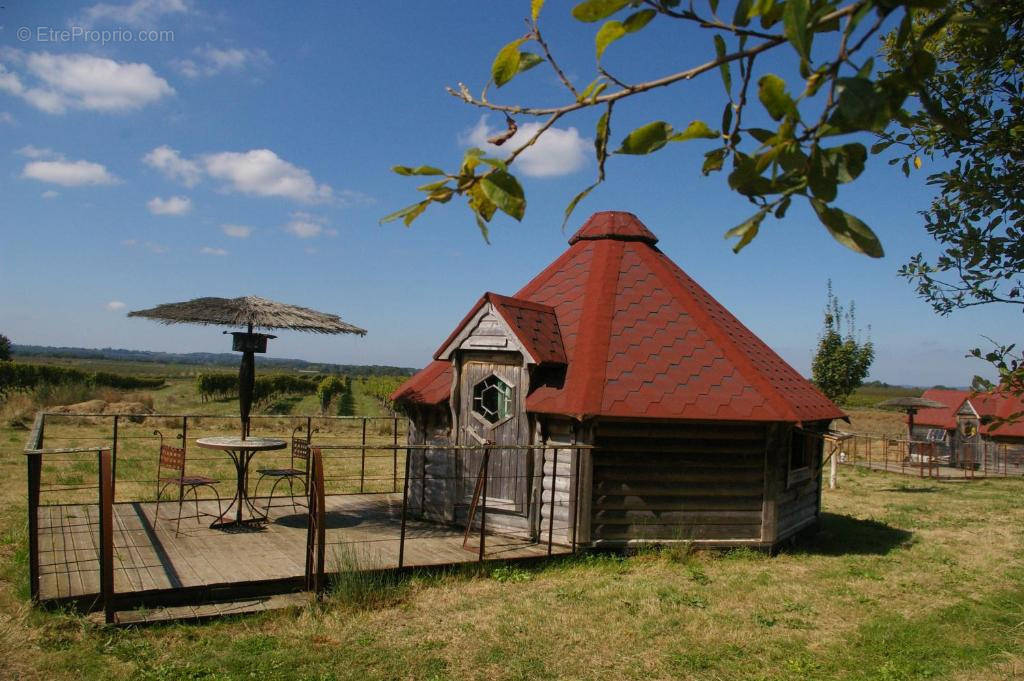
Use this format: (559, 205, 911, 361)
(911, 388, 1024, 466)
(391, 211, 844, 550)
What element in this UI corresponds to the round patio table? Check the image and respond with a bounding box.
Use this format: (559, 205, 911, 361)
(195, 436, 286, 529)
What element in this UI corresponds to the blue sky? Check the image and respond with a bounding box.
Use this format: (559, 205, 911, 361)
(0, 1, 1006, 386)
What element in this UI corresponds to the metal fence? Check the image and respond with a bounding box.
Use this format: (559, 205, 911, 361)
(23, 411, 585, 622)
(835, 432, 1024, 479)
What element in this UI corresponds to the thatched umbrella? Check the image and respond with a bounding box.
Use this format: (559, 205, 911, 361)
(129, 296, 366, 439)
(878, 396, 948, 446)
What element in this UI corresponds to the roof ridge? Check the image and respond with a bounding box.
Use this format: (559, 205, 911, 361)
(560, 239, 624, 418)
(485, 292, 557, 314)
(637, 246, 797, 422)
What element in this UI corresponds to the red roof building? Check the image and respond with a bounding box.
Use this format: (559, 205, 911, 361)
(914, 388, 1024, 440)
(393, 212, 844, 550)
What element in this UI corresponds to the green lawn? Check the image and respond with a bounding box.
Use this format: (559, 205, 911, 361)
(0, 367, 1021, 680)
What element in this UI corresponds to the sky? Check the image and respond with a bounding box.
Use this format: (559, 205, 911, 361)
(0, 1, 1008, 387)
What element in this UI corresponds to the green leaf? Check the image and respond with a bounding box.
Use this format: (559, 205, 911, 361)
(517, 52, 544, 74)
(783, 0, 810, 62)
(616, 121, 672, 155)
(572, 0, 630, 22)
(392, 165, 446, 176)
(713, 35, 731, 96)
(810, 199, 884, 258)
(468, 183, 497, 223)
(531, 0, 545, 22)
(834, 78, 882, 130)
(380, 200, 429, 226)
(669, 120, 719, 142)
(808, 147, 837, 202)
(595, 21, 626, 60)
(702, 148, 727, 175)
(623, 8, 656, 31)
(562, 183, 597, 229)
(725, 209, 767, 253)
(757, 74, 794, 121)
(492, 39, 524, 87)
(733, 0, 753, 27)
(480, 170, 526, 220)
(595, 109, 611, 161)
(595, 10, 655, 60)
(832, 143, 866, 183)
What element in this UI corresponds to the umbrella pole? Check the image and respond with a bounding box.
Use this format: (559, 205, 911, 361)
(239, 351, 254, 440)
(239, 323, 255, 440)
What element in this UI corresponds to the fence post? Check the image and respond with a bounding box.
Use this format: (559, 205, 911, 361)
(393, 416, 399, 493)
(111, 415, 118, 503)
(180, 417, 187, 503)
(27, 451, 41, 603)
(305, 447, 326, 596)
(398, 445, 412, 569)
(359, 419, 367, 493)
(98, 448, 114, 624)
(478, 448, 489, 562)
(829, 443, 838, 489)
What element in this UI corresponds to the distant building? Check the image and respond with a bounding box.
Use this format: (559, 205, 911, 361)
(911, 388, 1024, 467)
(392, 211, 844, 550)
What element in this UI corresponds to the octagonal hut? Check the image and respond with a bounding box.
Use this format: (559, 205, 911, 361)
(391, 211, 844, 550)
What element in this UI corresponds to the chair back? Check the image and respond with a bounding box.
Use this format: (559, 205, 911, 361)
(155, 430, 186, 478)
(291, 425, 311, 470)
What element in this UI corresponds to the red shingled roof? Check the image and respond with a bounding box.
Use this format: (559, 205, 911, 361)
(913, 389, 970, 429)
(911, 388, 1024, 438)
(432, 293, 566, 365)
(392, 211, 844, 423)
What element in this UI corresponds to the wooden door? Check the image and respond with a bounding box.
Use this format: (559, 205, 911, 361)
(458, 357, 528, 513)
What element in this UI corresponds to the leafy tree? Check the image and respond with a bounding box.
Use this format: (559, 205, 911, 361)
(0, 335, 10, 362)
(336, 388, 356, 416)
(812, 281, 875, 404)
(316, 375, 349, 414)
(385, 0, 964, 255)
(877, 2, 1023, 396)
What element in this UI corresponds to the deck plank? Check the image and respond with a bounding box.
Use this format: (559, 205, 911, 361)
(37, 493, 570, 604)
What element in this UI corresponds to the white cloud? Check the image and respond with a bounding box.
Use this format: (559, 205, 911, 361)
(22, 158, 118, 186)
(203, 149, 332, 202)
(221, 224, 252, 238)
(337, 189, 376, 207)
(106, 300, 126, 310)
(285, 211, 336, 239)
(0, 111, 13, 124)
(16, 145, 57, 159)
(172, 46, 270, 78)
(147, 195, 192, 215)
(143, 145, 201, 187)
(77, 0, 189, 28)
(462, 116, 590, 177)
(199, 246, 228, 256)
(41, 190, 59, 199)
(0, 53, 174, 114)
(121, 239, 168, 253)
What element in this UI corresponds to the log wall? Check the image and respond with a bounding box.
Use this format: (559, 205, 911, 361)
(590, 420, 767, 546)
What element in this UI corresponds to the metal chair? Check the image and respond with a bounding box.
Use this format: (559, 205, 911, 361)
(154, 430, 222, 534)
(254, 426, 312, 519)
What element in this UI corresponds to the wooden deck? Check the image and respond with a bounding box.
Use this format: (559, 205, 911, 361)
(37, 493, 565, 606)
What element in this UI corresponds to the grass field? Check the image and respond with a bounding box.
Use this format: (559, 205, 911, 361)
(0, 362, 1021, 680)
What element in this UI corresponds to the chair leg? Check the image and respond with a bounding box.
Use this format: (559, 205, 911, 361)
(175, 485, 186, 536)
(265, 475, 291, 520)
(289, 477, 297, 514)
